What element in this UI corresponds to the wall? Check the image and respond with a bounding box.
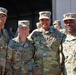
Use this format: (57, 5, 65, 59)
(53, 0, 76, 28)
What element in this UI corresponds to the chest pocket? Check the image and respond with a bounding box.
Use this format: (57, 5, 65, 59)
(33, 32, 61, 58)
(43, 33, 61, 50)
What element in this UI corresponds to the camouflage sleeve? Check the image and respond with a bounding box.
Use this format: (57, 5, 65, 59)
(53, 28, 66, 73)
(3, 29, 10, 42)
(5, 40, 14, 75)
(27, 30, 35, 42)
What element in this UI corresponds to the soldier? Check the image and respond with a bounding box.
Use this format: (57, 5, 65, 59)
(6, 20, 34, 75)
(28, 11, 64, 75)
(62, 13, 76, 75)
(0, 7, 9, 75)
(53, 20, 66, 34)
(53, 20, 62, 30)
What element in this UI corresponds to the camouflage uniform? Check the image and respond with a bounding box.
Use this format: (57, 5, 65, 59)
(59, 29, 67, 35)
(62, 33, 76, 75)
(28, 27, 64, 75)
(7, 36, 34, 75)
(0, 29, 9, 75)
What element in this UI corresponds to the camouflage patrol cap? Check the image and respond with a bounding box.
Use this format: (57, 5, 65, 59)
(39, 11, 51, 20)
(0, 7, 7, 16)
(53, 20, 61, 25)
(18, 20, 30, 28)
(62, 13, 76, 21)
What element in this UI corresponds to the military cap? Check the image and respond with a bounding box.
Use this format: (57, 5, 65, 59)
(39, 11, 51, 20)
(18, 20, 30, 28)
(0, 7, 7, 16)
(53, 20, 61, 25)
(62, 13, 76, 21)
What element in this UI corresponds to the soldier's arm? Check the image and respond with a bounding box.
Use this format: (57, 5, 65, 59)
(3, 28, 10, 41)
(27, 29, 37, 42)
(5, 40, 14, 75)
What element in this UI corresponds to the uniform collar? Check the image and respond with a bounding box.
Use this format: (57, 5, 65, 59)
(39, 26, 54, 34)
(13, 36, 28, 43)
(66, 33, 76, 41)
